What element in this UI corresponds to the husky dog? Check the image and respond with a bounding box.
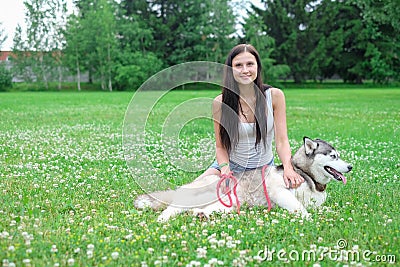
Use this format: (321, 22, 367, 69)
(134, 137, 352, 222)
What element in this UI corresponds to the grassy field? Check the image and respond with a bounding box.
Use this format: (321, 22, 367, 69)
(0, 89, 399, 266)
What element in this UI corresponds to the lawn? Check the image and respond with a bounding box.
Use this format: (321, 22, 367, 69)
(0, 88, 398, 266)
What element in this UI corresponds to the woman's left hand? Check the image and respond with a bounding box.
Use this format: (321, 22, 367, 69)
(283, 167, 304, 189)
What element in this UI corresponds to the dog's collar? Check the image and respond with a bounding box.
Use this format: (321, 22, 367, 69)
(292, 163, 326, 192)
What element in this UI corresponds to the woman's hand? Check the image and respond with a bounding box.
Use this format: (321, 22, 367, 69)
(283, 167, 304, 189)
(219, 166, 232, 193)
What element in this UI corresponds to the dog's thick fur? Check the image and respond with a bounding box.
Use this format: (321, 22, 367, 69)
(135, 137, 352, 222)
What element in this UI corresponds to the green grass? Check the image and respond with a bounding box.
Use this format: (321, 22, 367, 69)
(0, 89, 399, 266)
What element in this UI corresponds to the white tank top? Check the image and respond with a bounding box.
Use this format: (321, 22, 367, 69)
(229, 89, 274, 168)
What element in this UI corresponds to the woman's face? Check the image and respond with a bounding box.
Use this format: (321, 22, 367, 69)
(231, 52, 258, 85)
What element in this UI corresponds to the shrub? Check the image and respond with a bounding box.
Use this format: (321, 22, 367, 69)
(113, 52, 164, 91)
(0, 63, 12, 91)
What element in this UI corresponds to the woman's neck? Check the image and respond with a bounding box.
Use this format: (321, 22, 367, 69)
(238, 84, 255, 99)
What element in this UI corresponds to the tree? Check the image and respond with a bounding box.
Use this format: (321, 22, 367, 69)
(350, 0, 400, 83)
(307, 1, 388, 84)
(254, 0, 315, 83)
(91, 0, 118, 91)
(306, 0, 350, 82)
(243, 9, 290, 84)
(64, 14, 85, 91)
(12, 0, 68, 89)
(0, 22, 6, 48)
(50, 0, 68, 90)
(147, 0, 237, 65)
(67, 0, 118, 91)
(112, 5, 164, 90)
(195, 0, 237, 63)
(0, 22, 12, 91)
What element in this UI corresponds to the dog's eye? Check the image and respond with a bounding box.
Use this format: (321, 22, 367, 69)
(330, 154, 337, 159)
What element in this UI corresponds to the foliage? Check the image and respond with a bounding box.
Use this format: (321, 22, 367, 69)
(350, 0, 400, 84)
(11, 0, 67, 89)
(0, 24, 11, 91)
(145, 0, 237, 65)
(251, 0, 399, 84)
(243, 10, 291, 83)
(0, 63, 12, 91)
(113, 52, 164, 90)
(6, 0, 400, 88)
(67, 0, 118, 91)
(252, 0, 314, 83)
(0, 89, 398, 265)
(0, 22, 7, 49)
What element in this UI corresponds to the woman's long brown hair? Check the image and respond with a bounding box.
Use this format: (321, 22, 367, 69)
(219, 44, 268, 153)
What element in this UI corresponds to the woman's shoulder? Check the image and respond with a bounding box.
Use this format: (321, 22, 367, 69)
(263, 84, 284, 97)
(213, 94, 223, 102)
(212, 94, 223, 110)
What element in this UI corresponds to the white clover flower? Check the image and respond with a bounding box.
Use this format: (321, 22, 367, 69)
(67, 258, 75, 266)
(187, 260, 201, 266)
(217, 240, 225, 247)
(271, 219, 279, 224)
(226, 241, 236, 248)
(196, 247, 207, 258)
(124, 234, 133, 240)
(111, 252, 119, 260)
(159, 235, 167, 242)
(87, 250, 93, 259)
(1, 231, 10, 238)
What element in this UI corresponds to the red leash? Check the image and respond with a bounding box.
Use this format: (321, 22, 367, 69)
(261, 165, 272, 212)
(216, 165, 272, 214)
(217, 172, 240, 214)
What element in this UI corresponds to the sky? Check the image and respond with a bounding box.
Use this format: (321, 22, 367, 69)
(0, 0, 263, 51)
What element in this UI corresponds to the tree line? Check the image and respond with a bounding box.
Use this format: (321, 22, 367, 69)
(0, 0, 398, 91)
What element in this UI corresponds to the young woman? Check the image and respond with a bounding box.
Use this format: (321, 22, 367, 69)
(198, 44, 303, 188)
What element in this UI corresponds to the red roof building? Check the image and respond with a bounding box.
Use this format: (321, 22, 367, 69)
(0, 51, 12, 61)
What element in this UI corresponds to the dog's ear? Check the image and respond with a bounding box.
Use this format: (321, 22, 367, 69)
(303, 137, 318, 155)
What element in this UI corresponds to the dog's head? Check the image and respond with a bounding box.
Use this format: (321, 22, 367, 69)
(293, 137, 353, 185)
